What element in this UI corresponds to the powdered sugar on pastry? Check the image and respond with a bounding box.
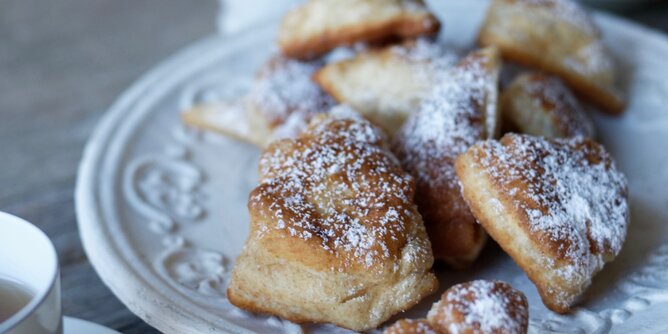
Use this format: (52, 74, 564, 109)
(390, 38, 458, 77)
(251, 107, 430, 271)
(427, 280, 528, 334)
(392, 48, 499, 266)
(383, 319, 440, 334)
(503, 72, 595, 138)
(478, 0, 623, 113)
(523, 75, 593, 136)
(250, 56, 334, 139)
(471, 134, 628, 281)
(396, 49, 495, 190)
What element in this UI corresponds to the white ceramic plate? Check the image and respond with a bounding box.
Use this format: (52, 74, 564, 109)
(76, 2, 668, 333)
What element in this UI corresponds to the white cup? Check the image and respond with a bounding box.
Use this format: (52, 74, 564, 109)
(0, 212, 62, 334)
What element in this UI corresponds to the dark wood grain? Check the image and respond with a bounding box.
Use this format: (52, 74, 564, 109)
(0, 1, 666, 333)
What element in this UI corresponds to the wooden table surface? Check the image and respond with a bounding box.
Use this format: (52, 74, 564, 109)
(1, 1, 667, 333)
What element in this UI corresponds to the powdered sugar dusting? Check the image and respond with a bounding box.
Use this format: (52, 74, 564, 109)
(383, 319, 439, 334)
(514, 73, 595, 137)
(395, 50, 495, 190)
(473, 134, 629, 282)
(390, 38, 458, 81)
(428, 280, 528, 334)
(250, 107, 426, 271)
(250, 56, 334, 138)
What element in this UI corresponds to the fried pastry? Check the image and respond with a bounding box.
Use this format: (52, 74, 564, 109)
(227, 107, 438, 331)
(182, 55, 333, 147)
(455, 134, 629, 312)
(427, 280, 529, 334)
(478, 0, 624, 114)
(314, 39, 456, 135)
(278, 0, 440, 60)
(384, 280, 529, 334)
(502, 72, 595, 138)
(384, 319, 439, 334)
(393, 47, 501, 268)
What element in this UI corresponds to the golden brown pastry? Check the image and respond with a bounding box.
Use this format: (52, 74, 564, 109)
(478, 0, 624, 114)
(384, 280, 529, 334)
(393, 47, 501, 268)
(428, 280, 529, 334)
(227, 107, 438, 331)
(384, 319, 439, 334)
(502, 72, 595, 138)
(182, 55, 333, 147)
(314, 39, 456, 135)
(455, 134, 629, 312)
(278, 0, 440, 60)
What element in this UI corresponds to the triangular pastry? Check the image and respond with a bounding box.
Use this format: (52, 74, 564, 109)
(279, 0, 440, 59)
(314, 39, 456, 135)
(384, 280, 529, 334)
(227, 107, 438, 331)
(478, 0, 625, 114)
(182, 56, 334, 147)
(455, 134, 629, 312)
(502, 72, 595, 138)
(393, 47, 501, 268)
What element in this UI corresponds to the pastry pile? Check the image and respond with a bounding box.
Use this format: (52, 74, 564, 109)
(182, 0, 630, 331)
(393, 46, 501, 268)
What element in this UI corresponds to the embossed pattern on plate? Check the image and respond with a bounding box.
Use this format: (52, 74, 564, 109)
(76, 2, 668, 333)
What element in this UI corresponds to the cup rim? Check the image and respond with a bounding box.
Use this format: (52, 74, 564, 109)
(0, 211, 59, 332)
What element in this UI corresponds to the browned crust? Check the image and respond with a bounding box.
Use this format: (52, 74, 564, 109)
(281, 14, 440, 60)
(456, 151, 570, 313)
(428, 281, 529, 333)
(384, 280, 528, 333)
(479, 33, 625, 114)
(227, 115, 439, 330)
(501, 72, 595, 138)
(391, 47, 500, 268)
(455, 145, 578, 313)
(383, 319, 438, 334)
(413, 177, 488, 269)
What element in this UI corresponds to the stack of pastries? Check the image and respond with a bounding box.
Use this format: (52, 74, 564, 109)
(182, 0, 630, 332)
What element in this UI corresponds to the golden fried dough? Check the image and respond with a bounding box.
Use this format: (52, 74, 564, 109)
(383, 280, 529, 334)
(428, 280, 528, 334)
(478, 0, 624, 113)
(384, 319, 439, 334)
(228, 107, 438, 331)
(279, 0, 440, 59)
(455, 134, 629, 312)
(502, 72, 595, 138)
(314, 39, 456, 135)
(182, 55, 333, 147)
(393, 47, 501, 268)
